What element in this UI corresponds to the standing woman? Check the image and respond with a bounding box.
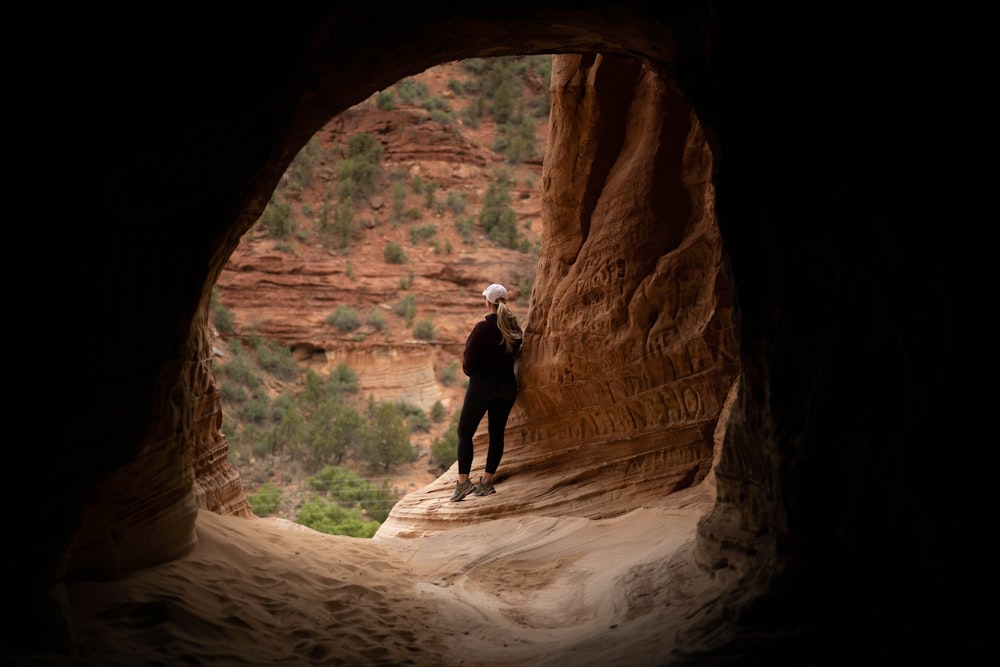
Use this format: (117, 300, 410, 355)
(450, 283, 523, 501)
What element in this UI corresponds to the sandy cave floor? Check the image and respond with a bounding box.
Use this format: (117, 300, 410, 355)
(39, 481, 720, 667)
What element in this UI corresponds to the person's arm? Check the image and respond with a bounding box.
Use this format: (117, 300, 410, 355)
(462, 322, 486, 376)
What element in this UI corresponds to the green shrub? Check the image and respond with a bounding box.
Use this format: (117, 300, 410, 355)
(496, 113, 539, 164)
(390, 180, 407, 227)
(217, 347, 258, 388)
(234, 390, 271, 425)
(413, 318, 436, 340)
(220, 382, 248, 403)
(289, 137, 322, 190)
(410, 224, 437, 245)
(445, 190, 468, 214)
(405, 408, 431, 433)
(211, 288, 236, 335)
(326, 306, 362, 332)
(480, 178, 521, 249)
(255, 339, 300, 381)
(422, 179, 438, 208)
(430, 401, 446, 423)
(366, 309, 387, 331)
(332, 197, 355, 250)
(337, 132, 383, 201)
(438, 360, 459, 386)
(396, 77, 430, 104)
(375, 90, 395, 110)
(461, 58, 486, 75)
(430, 414, 459, 471)
(306, 465, 398, 522)
(393, 294, 417, 325)
(244, 423, 271, 458)
(296, 496, 380, 538)
(455, 215, 474, 243)
(491, 78, 514, 124)
(394, 402, 429, 433)
(384, 241, 407, 264)
(258, 194, 294, 239)
(423, 96, 452, 116)
(462, 97, 485, 126)
(329, 361, 359, 394)
(307, 465, 370, 496)
(248, 482, 282, 516)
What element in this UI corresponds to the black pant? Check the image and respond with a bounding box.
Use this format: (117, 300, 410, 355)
(456, 372, 517, 476)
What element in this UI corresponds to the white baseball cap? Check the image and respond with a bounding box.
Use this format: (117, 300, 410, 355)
(482, 283, 508, 304)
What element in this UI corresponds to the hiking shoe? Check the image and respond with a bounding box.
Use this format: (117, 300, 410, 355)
(472, 478, 496, 496)
(450, 479, 474, 501)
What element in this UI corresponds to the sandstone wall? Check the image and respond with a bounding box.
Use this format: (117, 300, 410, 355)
(379, 53, 738, 536)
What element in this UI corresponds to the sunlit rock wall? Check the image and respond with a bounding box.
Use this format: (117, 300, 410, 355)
(380, 54, 738, 536)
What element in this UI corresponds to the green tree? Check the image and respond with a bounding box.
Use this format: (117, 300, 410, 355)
(359, 402, 415, 472)
(299, 370, 326, 407)
(304, 400, 366, 471)
(302, 398, 343, 471)
(267, 394, 305, 455)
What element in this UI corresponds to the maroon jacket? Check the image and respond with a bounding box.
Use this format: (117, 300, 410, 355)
(462, 313, 522, 377)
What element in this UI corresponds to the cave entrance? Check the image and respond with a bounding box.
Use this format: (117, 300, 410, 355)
(209, 56, 552, 536)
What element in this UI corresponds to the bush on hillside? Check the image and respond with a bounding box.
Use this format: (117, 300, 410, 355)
(326, 306, 362, 332)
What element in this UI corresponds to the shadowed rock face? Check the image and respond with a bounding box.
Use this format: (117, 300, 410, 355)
(24, 2, 969, 663)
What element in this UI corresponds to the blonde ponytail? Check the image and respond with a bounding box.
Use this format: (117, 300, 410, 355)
(495, 300, 523, 353)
